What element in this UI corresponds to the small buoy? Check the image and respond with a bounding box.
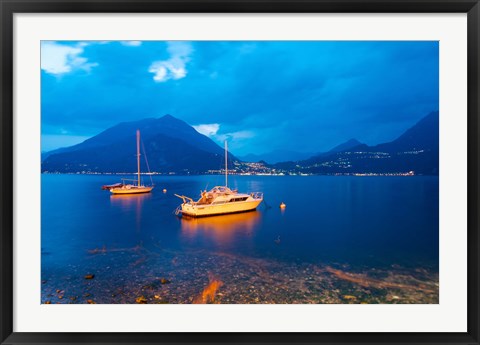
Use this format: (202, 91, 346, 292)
(280, 202, 286, 208)
(163, 189, 167, 193)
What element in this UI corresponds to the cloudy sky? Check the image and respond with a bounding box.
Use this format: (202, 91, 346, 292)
(41, 40, 438, 155)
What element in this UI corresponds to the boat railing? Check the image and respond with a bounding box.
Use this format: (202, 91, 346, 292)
(174, 194, 195, 204)
(251, 192, 263, 200)
(174, 205, 182, 216)
(121, 178, 138, 183)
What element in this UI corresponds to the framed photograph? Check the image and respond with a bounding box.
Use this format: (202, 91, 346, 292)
(1, 1, 479, 344)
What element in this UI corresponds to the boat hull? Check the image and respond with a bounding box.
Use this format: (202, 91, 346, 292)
(110, 186, 154, 195)
(179, 199, 262, 218)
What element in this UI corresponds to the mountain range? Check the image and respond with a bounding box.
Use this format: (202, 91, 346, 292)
(238, 139, 363, 164)
(42, 115, 237, 174)
(42, 112, 439, 175)
(274, 111, 439, 175)
(238, 139, 364, 164)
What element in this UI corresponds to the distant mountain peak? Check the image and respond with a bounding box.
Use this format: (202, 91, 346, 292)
(374, 111, 439, 152)
(159, 114, 176, 121)
(343, 138, 361, 146)
(328, 138, 362, 153)
(155, 114, 194, 129)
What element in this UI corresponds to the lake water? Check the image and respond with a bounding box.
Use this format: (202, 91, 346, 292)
(41, 174, 439, 304)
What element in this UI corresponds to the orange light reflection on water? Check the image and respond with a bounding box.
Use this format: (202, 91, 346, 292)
(180, 211, 261, 245)
(110, 193, 152, 209)
(110, 193, 152, 232)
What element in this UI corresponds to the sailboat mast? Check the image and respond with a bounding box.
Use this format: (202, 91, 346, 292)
(225, 140, 228, 187)
(137, 130, 141, 187)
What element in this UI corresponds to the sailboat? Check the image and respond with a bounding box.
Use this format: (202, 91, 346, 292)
(108, 130, 154, 195)
(175, 141, 263, 217)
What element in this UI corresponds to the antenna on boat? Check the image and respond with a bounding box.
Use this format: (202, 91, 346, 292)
(137, 130, 141, 187)
(225, 140, 228, 187)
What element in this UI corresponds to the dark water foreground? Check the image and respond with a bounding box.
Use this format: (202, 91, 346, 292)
(41, 174, 439, 304)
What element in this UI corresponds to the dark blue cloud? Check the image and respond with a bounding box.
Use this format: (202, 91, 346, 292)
(41, 41, 438, 155)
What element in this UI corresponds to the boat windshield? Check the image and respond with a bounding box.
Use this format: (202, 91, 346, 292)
(209, 186, 233, 194)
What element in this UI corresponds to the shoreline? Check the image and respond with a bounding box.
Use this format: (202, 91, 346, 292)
(41, 247, 439, 305)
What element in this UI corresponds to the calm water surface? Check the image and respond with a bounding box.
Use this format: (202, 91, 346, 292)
(41, 175, 439, 304)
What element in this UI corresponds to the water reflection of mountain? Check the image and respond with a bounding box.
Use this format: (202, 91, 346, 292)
(180, 211, 261, 244)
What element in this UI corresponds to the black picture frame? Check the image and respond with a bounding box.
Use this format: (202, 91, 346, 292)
(1, 1, 479, 344)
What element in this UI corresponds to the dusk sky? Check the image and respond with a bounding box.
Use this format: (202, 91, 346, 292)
(41, 40, 438, 156)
